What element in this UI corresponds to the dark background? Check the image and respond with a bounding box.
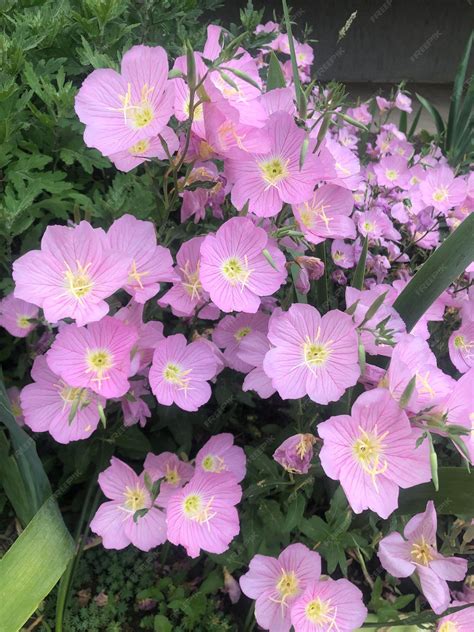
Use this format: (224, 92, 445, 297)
(217, 0, 473, 83)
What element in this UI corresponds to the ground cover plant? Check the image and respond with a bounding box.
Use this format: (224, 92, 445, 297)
(0, 1, 473, 631)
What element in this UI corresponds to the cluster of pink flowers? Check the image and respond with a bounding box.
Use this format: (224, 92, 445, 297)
(2, 17, 473, 629)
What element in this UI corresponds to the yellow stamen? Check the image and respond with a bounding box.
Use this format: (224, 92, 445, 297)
(221, 256, 252, 289)
(202, 454, 226, 473)
(181, 261, 202, 300)
(433, 187, 448, 203)
(305, 597, 337, 627)
(123, 485, 147, 513)
(270, 571, 300, 610)
(352, 425, 389, 489)
(165, 464, 180, 485)
(182, 493, 216, 525)
(163, 363, 192, 393)
(128, 259, 149, 289)
(259, 157, 289, 188)
(64, 260, 94, 302)
(411, 535, 434, 566)
(85, 348, 114, 389)
(16, 315, 32, 329)
(129, 139, 150, 154)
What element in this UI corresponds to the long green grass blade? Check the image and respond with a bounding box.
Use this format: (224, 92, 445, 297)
(416, 93, 446, 138)
(352, 235, 369, 291)
(0, 500, 74, 632)
(393, 213, 474, 332)
(446, 30, 473, 151)
(281, 0, 306, 118)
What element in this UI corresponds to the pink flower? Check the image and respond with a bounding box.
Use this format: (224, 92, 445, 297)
(290, 578, 367, 632)
(237, 331, 276, 398)
(107, 214, 176, 303)
(443, 369, 474, 463)
(213, 311, 269, 371)
(318, 388, 432, 518)
(149, 334, 217, 411)
(226, 112, 324, 217)
(419, 166, 467, 214)
(144, 451, 194, 508)
(273, 434, 316, 474)
(293, 184, 356, 244)
(374, 155, 409, 188)
(121, 379, 151, 427)
(12, 221, 130, 326)
(448, 321, 473, 373)
(75, 45, 175, 157)
(0, 293, 38, 337)
(20, 355, 105, 443)
(376, 96, 393, 112)
(394, 92, 412, 113)
(46, 316, 138, 399)
(239, 543, 322, 632)
(331, 240, 355, 269)
(166, 471, 241, 558)
(263, 304, 360, 404)
(90, 457, 167, 551)
(378, 501, 467, 613)
(195, 433, 246, 482)
(159, 236, 218, 319)
(200, 217, 287, 313)
(107, 127, 178, 172)
(322, 139, 361, 191)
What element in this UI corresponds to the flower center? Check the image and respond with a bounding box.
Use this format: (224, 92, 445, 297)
(181, 261, 202, 300)
(123, 485, 147, 512)
(221, 256, 252, 288)
(352, 426, 388, 488)
(16, 315, 32, 329)
(60, 384, 89, 406)
(64, 260, 94, 301)
(128, 259, 149, 289)
(85, 348, 114, 388)
(182, 493, 215, 524)
(385, 168, 399, 181)
(275, 571, 299, 604)
(363, 221, 375, 232)
(202, 454, 226, 473)
(296, 434, 315, 459)
(259, 157, 289, 187)
(165, 465, 180, 485)
(303, 339, 331, 367)
(438, 620, 459, 632)
(163, 362, 191, 391)
(116, 83, 155, 129)
(433, 187, 448, 202)
(128, 139, 150, 154)
(453, 334, 473, 353)
(411, 536, 434, 566)
(235, 326, 251, 341)
(305, 597, 335, 625)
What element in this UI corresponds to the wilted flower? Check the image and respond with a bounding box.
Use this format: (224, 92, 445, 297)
(273, 434, 316, 474)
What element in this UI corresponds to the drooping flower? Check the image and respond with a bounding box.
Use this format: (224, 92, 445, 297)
(213, 311, 269, 372)
(12, 221, 130, 326)
(226, 112, 325, 217)
(159, 236, 219, 319)
(0, 293, 39, 338)
(290, 578, 367, 632)
(318, 388, 432, 518)
(144, 451, 194, 508)
(200, 217, 287, 313)
(273, 434, 316, 474)
(378, 501, 467, 613)
(121, 378, 152, 427)
(263, 304, 360, 405)
(20, 355, 105, 443)
(75, 45, 176, 157)
(107, 214, 176, 303)
(149, 334, 217, 411)
(448, 322, 473, 373)
(195, 433, 246, 482)
(394, 92, 412, 113)
(237, 330, 276, 398)
(90, 457, 167, 551)
(293, 184, 356, 244)
(46, 316, 138, 399)
(239, 543, 322, 632)
(166, 471, 241, 558)
(419, 165, 467, 214)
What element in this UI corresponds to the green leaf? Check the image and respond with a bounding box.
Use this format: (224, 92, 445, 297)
(397, 467, 474, 516)
(267, 51, 286, 90)
(154, 614, 173, 632)
(284, 494, 306, 532)
(392, 213, 474, 332)
(0, 500, 74, 632)
(399, 375, 417, 409)
(221, 66, 261, 91)
(281, 0, 306, 118)
(446, 30, 473, 151)
(416, 93, 446, 138)
(408, 105, 422, 139)
(352, 235, 368, 291)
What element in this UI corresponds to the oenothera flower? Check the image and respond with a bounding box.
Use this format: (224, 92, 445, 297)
(159, 236, 219, 319)
(263, 304, 360, 405)
(107, 126, 178, 172)
(226, 112, 324, 217)
(46, 316, 138, 399)
(107, 214, 176, 303)
(419, 165, 467, 214)
(448, 322, 473, 373)
(273, 434, 316, 474)
(0, 293, 38, 338)
(200, 217, 287, 313)
(195, 433, 246, 482)
(373, 154, 409, 189)
(292, 184, 356, 244)
(166, 471, 241, 558)
(237, 330, 276, 399)
(12, 221, 130, 326)
(144, 451, 194, 508)
(75, 45, 175, 156)
(212, 311, 269, 372)
(239, 543, 322, 632)
(149, 334, 218, 411)
(20, 355, 105, 444)
(436, 606, 474, 632)
(90, 457, 167, 551)
(290, 578, 367, 632)
(378, 501, 467, 613)
(318, 388, 431, 518)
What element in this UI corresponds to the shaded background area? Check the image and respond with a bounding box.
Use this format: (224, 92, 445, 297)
(218, 0, 473, 83)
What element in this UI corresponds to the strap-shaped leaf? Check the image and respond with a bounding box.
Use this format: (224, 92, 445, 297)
(266, 51, 286, 90)
(393, 213, 474, 332)
(0, 500, 75, 632)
